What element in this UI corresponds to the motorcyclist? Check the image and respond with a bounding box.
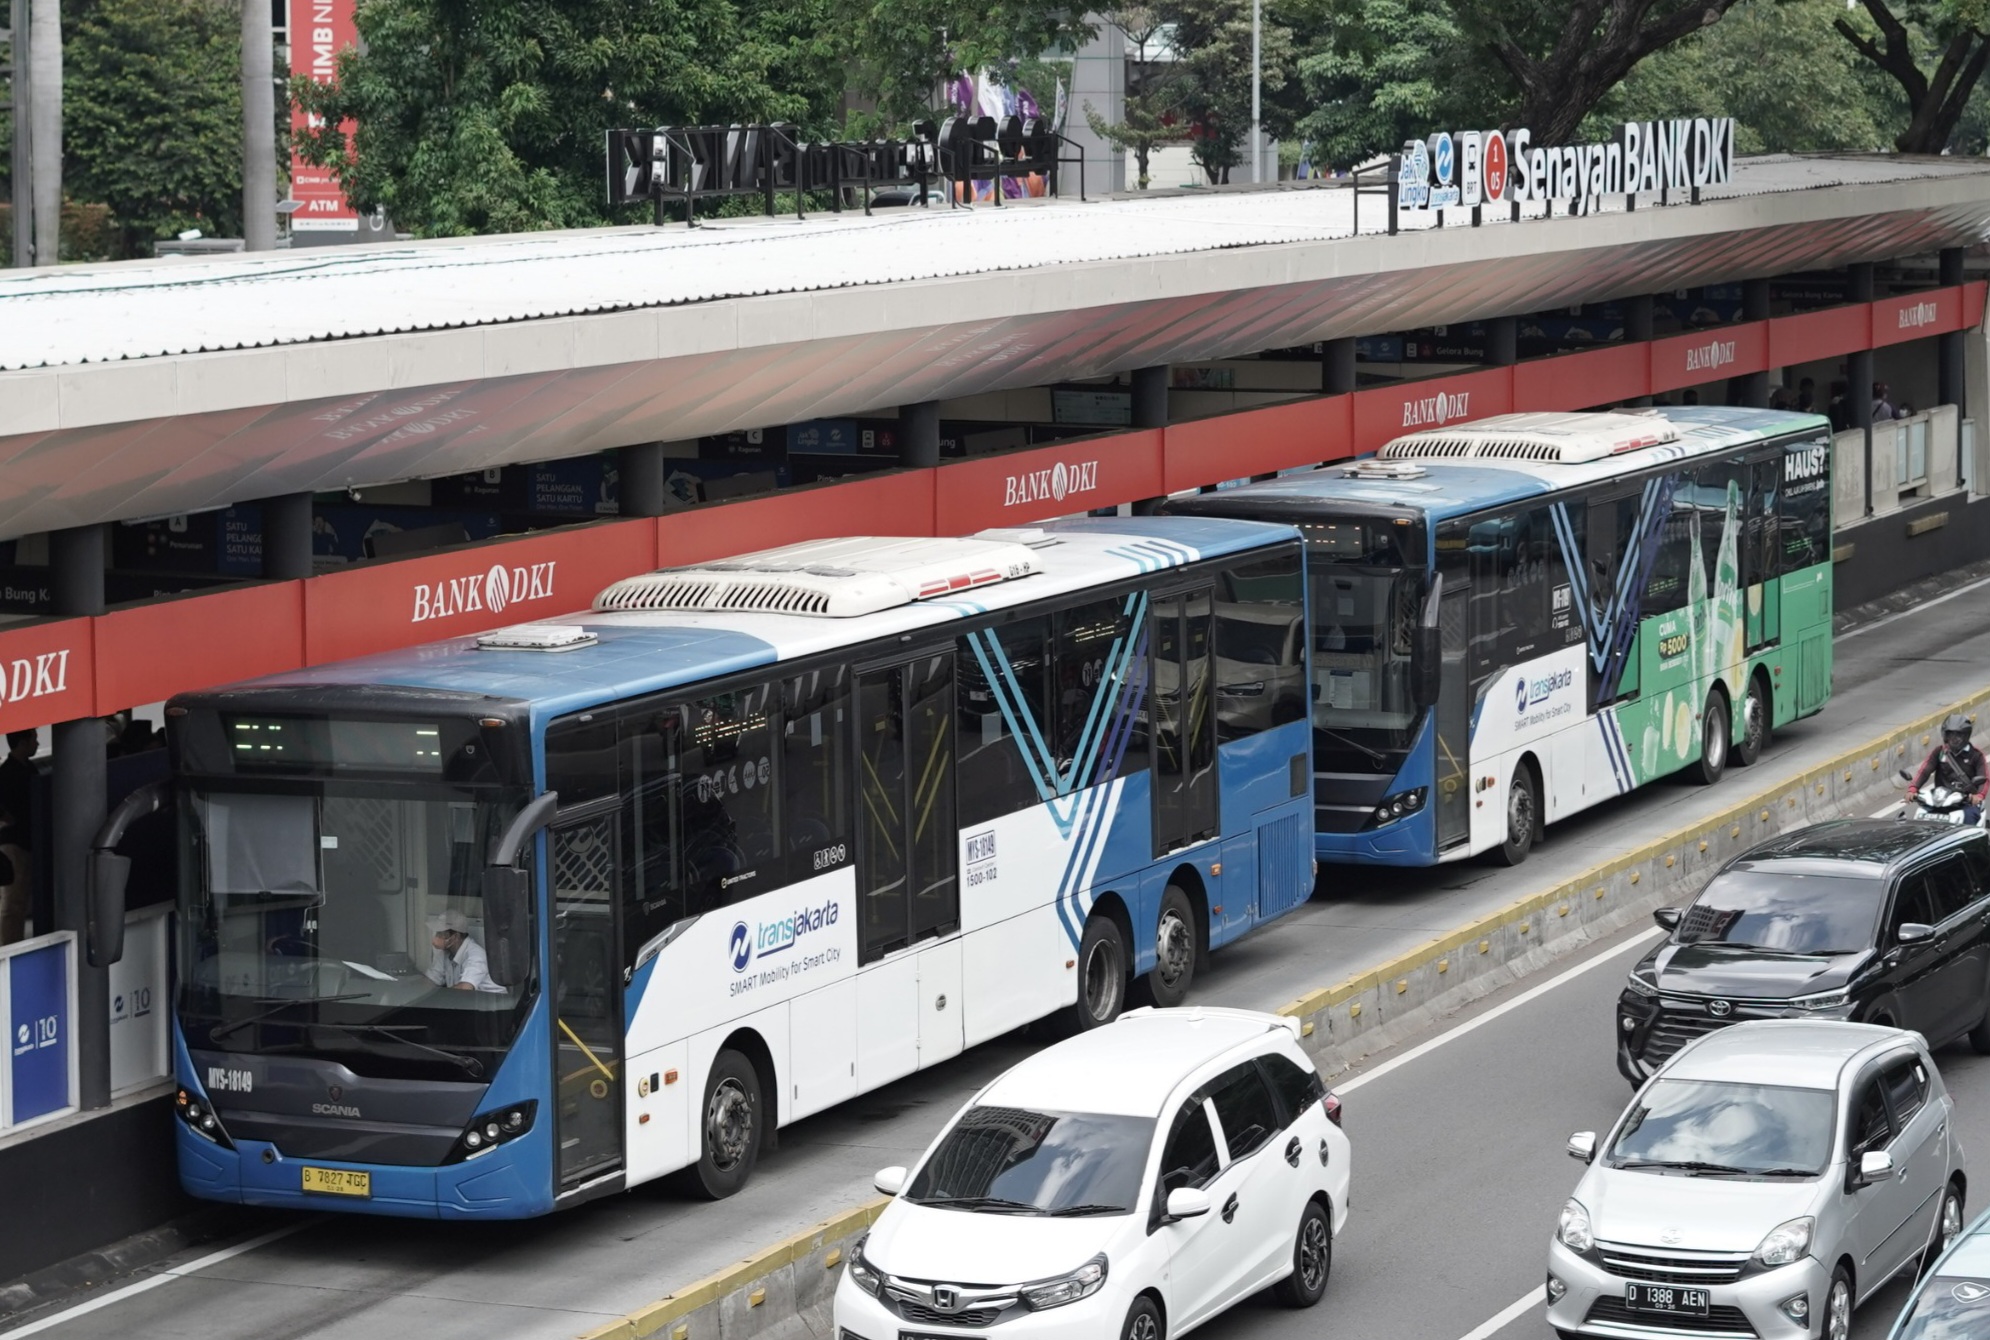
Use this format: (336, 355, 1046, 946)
(1910, 713, 1990, 824)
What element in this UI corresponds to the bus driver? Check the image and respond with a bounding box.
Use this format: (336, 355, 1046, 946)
(426, 910, 505, 992)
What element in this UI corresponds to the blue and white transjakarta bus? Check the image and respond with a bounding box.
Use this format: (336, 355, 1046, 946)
(160, 518, 1314, 1218)
(1168, 408, 1834, 867)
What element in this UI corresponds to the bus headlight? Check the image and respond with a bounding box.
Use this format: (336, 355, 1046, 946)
(176, 1086, 235, 1149)
(447, 1101, 537, 1162)
(1366, 788, 1427, 827)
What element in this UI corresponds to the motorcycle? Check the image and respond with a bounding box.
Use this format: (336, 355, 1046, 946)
(1897, 769, 1985, 826)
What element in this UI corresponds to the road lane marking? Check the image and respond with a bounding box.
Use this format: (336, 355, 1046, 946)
(0, 1221, 318, 1338)
(1336, 928, 1663, 1095)
(1453, 1287, 1542, 1340)
(1839, 573, 1990, 641)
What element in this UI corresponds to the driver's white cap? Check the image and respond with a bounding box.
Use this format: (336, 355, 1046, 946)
(426, 909, 470, 935)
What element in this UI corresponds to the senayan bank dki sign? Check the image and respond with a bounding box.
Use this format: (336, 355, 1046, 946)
(1397, 117, 1737, 214)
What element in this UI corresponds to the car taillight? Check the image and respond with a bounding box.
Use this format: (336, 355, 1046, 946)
(1322, 1092, 1342, 1126)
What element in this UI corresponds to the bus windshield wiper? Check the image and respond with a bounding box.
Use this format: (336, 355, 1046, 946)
(209, 993, 369, 1041)
(314, 1022, 485, 1078)
(1314, 724, 1386, 767)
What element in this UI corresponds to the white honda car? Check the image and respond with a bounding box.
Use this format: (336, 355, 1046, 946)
(834, 1006, 1351, 1340)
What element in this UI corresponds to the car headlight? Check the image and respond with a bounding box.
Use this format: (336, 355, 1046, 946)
(1020, 1254, 1108, 1311)
(1557, 1199, 1593, 1253)
(847, 1240, 884, 1298)
(1624, 972, 1658, 999)
(1754, 1216, 1813, 1267)
(1788, 989, 1849, 1012)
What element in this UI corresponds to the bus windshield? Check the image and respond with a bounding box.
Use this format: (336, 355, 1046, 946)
(1303, 518, 1424, 771)
(178, 781, 533, 1082)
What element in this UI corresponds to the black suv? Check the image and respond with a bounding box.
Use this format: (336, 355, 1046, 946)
(1617, 819, 1990, 1082)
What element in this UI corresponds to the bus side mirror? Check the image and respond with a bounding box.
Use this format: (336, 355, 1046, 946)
(87, 850, 131, 969)
(483, 866, 532, 988)
(1412, 626, 1442, 710)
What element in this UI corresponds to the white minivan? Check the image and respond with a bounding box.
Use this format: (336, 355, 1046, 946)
(834, 1006, 1351, 1340)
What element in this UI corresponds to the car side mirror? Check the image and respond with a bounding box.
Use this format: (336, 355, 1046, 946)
(874, 1166, 907, 1196)
(1164, 1187, 1212, 1222)
(1567, 1132, 1597, 1163)
(1858, 1150, 1895, 1184)
(1652, 907, 1682, 931)
(1897, 923, 1935, 945)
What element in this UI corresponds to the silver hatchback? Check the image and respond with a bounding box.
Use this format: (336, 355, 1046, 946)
(1547, 1021, 1967, 1340)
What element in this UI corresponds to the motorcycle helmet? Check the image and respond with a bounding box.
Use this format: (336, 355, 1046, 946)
(1943, 712, 1974, 746)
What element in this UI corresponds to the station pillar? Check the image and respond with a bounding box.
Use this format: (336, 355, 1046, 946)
(898, 403, 942, 470)
(260, 491, 314, 580)
(1940, 248, 1967, 416)
(1849, 263, 1876, 516)
(617, 443, 671, 518)
(1625, 297, 1654, 408)
(1738, 279, 1771, 408)
(1131, 366, 1169, 514)
(50, 523, 110, 1111)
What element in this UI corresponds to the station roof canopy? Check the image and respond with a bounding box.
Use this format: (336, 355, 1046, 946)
(1, 153, 1988, 541)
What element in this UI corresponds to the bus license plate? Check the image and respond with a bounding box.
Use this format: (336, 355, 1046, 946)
(300, 1167, 371, 1198)
(1626, 1283, 1709, 1316)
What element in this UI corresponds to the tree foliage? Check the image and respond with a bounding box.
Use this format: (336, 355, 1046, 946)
(1834, 0, 1990, 152)
(833, 0, 1090, 129)
(1084, 8, 1181, 189)
(1294, 0, 1473, 171)
(1587, 0, 1892, 153)
(1165, 0, 1298, 182)
(64, 0, 246, 257)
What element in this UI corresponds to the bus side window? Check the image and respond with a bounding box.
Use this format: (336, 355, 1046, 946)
(956, 614, 1052, 825)
(1215, 547, 1306, 743)
(1051, 595, 1146, 784)
(622, 703, 684, 966)
(679, 685, 779, 912)
(1777, 438, 1831, 575)
(782, 667, 852, 885)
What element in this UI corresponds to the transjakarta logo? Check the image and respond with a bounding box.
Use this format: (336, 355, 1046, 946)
(1515, 667, 1574, 713)
(1003, 460, 1100, 508)
(1899, 300, 1940, 330)
(1683, 339, 1736, 373)
(1402, 390, 1470, 429)
(730, 900, 840, 973)
(411, 560, 557, 623)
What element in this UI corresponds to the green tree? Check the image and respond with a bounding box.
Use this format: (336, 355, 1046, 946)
(64, 0, 245, 257)
(1586, 0, 1891, 153)
(1084, 7, 1183, 189)
(292, 0, 804, 236)
(1293, 0, 1472, 171)
(1834, 0, 1990, 152)
(1442, 0, 1751, 143)
(1166, 0, 1298, 183)
(835, 0, 1089, 131)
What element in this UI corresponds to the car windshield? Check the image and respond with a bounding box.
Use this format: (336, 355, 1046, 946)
(1674, 870, 1884, 955)
(1896, 1279, 1990, 1339)
(906, 1107, 1155, 1215)
(1609, 1079, 1836, 1177)
(178, 781, 533, 1082)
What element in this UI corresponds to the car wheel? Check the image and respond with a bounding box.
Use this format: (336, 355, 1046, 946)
(1735, 675, 1771, 766)
(1490, 763, 1538, 867)
(1272, 1199, 1333, 1307)
(1145, 885, 1198, 1008)
(1689, 691, 1729, 785)
(1074, 914, 1128, 1031)
(1823, 1265, 1852, 1340)
(690, 1048, 761, 1200)
(1120, 1294, 1165, 1340)
(1923, 1182, 1966, 1276)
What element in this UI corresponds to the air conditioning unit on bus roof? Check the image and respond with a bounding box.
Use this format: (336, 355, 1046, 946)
(1378, 411, 1681, 464)
(593, 536, 1042, 619)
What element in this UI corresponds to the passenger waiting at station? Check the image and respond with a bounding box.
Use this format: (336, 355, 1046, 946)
(425, 910, 505, 992)
(1797, 377, 1817, 412)
(1872, 381, 1898, 421)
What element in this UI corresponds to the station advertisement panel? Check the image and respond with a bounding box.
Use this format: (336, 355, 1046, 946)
(6, 938, 72, 1128)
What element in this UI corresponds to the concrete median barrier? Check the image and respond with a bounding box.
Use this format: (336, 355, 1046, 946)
(577, 683, 1990, 1340)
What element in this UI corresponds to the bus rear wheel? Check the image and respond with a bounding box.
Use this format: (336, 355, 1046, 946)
(1074, 914, 1129, 1031)
(1145, 884, 1198, 1008)
(691, 1048, 762, 1200)
(1734, 675, 1770, 767)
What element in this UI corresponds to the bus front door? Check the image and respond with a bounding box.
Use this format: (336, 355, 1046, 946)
(1153, 589, 1219, 855)
(549, 810, 624, 1191)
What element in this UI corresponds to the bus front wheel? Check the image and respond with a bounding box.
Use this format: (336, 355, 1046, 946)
(692, 1048, 762, 1200)
(1074, 914, 1129, 1030)
(1491, 764, 1538, 867)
